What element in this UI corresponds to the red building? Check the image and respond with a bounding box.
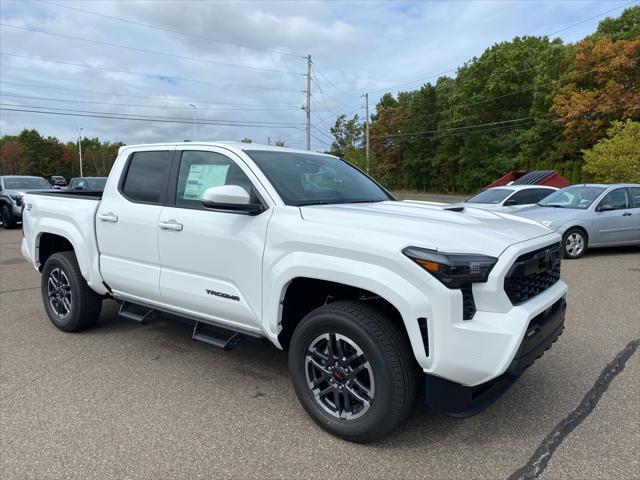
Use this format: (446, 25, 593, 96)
(486, 170, 570, 189)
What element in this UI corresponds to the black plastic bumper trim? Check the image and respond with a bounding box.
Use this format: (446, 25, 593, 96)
(424, 297, 567, 417)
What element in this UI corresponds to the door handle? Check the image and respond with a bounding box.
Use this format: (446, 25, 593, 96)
(622, 212, 632, 216)
(158, 220, 183, 231)
(98, 212, 119, 222)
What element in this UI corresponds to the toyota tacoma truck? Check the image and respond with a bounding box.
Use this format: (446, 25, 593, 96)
(21, 142, 567, 442)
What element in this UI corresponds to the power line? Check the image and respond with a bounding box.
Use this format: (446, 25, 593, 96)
(311, 124, 334, 141)
(36, 0, 305, 58)
(0, 23, 302, 76)
(310, 131, 331, 147)
(372, 53, 640, 136)
(0, 52, 304, 93)
(0, 103, 304, 125)
(0, 106, 305, 129)
(0, 80, 300, 109)
(0, 93, 301, 112)
(370, 114, 553, 140)
(370, 98, 628, 141)
(311, 63, 361, 98)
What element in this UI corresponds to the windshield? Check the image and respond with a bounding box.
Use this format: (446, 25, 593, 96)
(247, 151, 392, 206)
(538, 186, 605, 209)
(466, 188, 513, 204)
(3, 177, 51, 190)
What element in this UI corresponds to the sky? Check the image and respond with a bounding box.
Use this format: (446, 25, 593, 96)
(0, 0, 635, 151)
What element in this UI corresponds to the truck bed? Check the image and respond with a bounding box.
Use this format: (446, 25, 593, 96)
(28, 190, 104, 200)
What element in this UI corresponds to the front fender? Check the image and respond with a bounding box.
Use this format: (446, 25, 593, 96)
(263, 251, 433, 369)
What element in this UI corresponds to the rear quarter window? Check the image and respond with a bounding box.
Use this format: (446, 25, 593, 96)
(121, 151, 172, 204)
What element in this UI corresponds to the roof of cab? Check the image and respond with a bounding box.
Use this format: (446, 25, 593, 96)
(118, 141, 335, 157)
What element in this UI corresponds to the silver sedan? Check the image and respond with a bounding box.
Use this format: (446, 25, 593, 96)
(515, 184, 640, 259)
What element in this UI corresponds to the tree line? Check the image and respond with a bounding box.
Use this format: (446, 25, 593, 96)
(329, 6, 640, 192)
(0, 129, 123, 179)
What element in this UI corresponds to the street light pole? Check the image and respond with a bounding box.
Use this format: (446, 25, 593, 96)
(189, 104, 197, 141)
(77, 127, 84, 178)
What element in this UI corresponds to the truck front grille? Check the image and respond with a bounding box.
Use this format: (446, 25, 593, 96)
(504, 243, 561, 305)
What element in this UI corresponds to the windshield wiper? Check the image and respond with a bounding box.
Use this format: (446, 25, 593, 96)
(538, 204, 566, 208)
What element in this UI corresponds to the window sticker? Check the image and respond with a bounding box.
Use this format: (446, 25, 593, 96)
(182, 163, 230, 200)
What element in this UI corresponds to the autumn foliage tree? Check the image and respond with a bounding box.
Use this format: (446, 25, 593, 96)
(551, 37, 640, 148)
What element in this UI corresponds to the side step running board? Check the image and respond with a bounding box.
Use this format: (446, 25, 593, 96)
(118, 301, 156, 323)
(192, 321, 245, 351)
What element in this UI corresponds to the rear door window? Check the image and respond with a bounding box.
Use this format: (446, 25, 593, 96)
(121, 151, 172, 204)
(629, 187, 640, 208)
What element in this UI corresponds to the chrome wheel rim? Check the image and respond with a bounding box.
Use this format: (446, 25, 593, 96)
(47, 268, 72, 318)
(565, 232, 584, 257)
(305, 333, 375, 420)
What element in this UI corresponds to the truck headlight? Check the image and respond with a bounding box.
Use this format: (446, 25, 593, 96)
(402, 247, 497, 289)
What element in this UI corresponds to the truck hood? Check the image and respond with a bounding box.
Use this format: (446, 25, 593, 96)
(300, 201, 554, 258)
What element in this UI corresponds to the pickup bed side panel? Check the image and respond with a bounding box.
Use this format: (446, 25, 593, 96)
(22, 194, 108, 295)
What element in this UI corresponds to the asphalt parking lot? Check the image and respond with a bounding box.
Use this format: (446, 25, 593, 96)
(1, 226, 638, 480)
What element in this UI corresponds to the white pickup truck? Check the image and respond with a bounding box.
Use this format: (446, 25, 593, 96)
(21, 142, 567, 442)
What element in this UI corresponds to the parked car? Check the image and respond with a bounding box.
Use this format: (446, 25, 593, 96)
(515, 184, 640, 259)
(21, 142, 567, 442)
(50, 175, 67, 189)
(462, 185, 557, 212)
(0, 175, 52, 228)
(68, 177, 108, 190)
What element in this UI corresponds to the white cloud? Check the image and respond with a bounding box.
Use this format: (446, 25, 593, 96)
(0, 0, 626, 150)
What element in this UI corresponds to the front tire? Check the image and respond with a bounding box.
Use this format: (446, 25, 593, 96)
(562, 227, 587, 259)
(1, 205, 17, 229)
(289, 301, 416, 443)
(41, 251, 103, 332)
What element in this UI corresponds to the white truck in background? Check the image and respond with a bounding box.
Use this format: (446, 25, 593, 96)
(21, 142, 567, 442)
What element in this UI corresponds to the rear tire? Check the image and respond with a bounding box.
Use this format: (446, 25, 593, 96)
(562, 227, 587, 259)
(41, 251, 102, 332)
(1, 205, 17, 229)
(289, 301, 416, 443)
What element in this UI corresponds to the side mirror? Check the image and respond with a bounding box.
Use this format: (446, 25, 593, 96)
(202, 185, 263, 215)
(503, 199, 517, 206)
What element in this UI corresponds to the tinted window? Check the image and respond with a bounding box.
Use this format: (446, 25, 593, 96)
(598, 188, 630, 210)
(629, 187, 640, 208)
(175, 151, 256, 209)
(247, 151, 390, 206)
(122, 151, 171, 203)
(508, 188, 555, 205)
(538, 186, 605, 209)
(3, 177, 51, 189)
(466, 188, 513, 204)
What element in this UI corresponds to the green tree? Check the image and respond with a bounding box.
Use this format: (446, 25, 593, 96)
(329, 114, 363, 158)
(582, 120, 640, 183)
(592, 5, 640, 42)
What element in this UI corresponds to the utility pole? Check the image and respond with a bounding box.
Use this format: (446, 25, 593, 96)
(77, 127, 83, 178)
(364, 93, 370, 174)
(305, 54, 311, 151)
(189, 104, 197, 141)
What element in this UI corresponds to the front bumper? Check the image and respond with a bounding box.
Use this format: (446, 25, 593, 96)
(424, 296, 566, 417)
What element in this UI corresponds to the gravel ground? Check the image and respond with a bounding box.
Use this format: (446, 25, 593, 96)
(1, 227, 638, 480)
